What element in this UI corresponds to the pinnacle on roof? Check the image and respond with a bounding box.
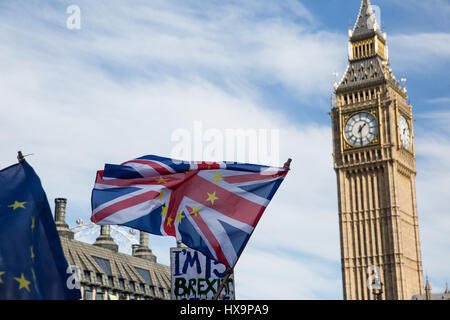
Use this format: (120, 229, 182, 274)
(425, 277, 432, 291)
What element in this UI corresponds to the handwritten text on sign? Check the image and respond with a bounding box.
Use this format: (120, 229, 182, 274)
(170, 247, 235, 300)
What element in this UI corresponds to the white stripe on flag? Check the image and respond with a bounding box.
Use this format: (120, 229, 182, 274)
(98, 199, 162, 225)
(92, 185, 165, 214)
(124, 161, 159, 177)
(149, 159, 177, 174)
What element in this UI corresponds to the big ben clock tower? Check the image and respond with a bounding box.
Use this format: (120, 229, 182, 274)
(331, 0, 424, 300)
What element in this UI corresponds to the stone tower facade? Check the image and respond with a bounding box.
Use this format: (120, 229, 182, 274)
(331, 0, 424, 300)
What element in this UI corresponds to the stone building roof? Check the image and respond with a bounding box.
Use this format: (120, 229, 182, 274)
(60, 236, 171, 300)
(411, 280, 450, 300)
(54, 198, 171, 300)
(412, 292, 450, 301)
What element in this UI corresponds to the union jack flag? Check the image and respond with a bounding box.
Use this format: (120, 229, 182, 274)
(91, 155, 289, 268)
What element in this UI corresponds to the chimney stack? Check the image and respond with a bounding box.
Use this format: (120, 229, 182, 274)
(94, 225, 119, 252)
(54, 198, 74, 240)
(132, 231, 156, 262)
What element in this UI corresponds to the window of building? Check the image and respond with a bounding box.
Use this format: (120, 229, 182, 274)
(149, 286, 155, 295)
(119, 292, 127, 300)
(84, 270, 91, 281)
(95, 287, 104, 300)
(96, 273, 103, 284)
(108, 276, 114, 287)
(92, 256, 112, 276)
(135, 267, 154, 286)
(83, 285, 93, 300)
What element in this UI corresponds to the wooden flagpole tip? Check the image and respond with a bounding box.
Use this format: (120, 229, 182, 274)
(17, 151, 24, 163)
(283, 158, 292, 170)
(213, 267, 234, 300)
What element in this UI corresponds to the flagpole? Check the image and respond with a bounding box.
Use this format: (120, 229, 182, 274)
(213, 268, 233, 300)
(17, 151, 24, 163)
(17, 151, 34, 163)
(283, 158, 292, 170)
(212, 158, 292, 300)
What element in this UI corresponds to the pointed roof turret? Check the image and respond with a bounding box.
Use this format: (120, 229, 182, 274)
(425, 277, 432, 300)
(335, 0, 405, 96)
(350, 0, 383, 41)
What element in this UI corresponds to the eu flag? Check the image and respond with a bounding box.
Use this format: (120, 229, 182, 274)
(0, 160, 81, 300)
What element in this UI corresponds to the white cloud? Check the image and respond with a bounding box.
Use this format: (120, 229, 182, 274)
(424, 98, 450, 106)
(235, 249, 341, 300)
(392, 0, 450, 19)
(389, 32, 450, 72)
(0, 0, 346, 102)
(414, 111, 450, 290)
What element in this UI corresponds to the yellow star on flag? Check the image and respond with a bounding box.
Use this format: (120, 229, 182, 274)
(176, 210, 185, 223)
(161, 205, 168, 217)
(212, 172, 223, 183)
(190, 206, 202, 216)
(0, 271, 5, 284)
(8, 201, 27, 210)
(166, 216, 173, 227)
(157, 176, 167, 184)
(206, 191, 219, 205)
(157, 189, 165, 201)
(14, 273, 31, 292)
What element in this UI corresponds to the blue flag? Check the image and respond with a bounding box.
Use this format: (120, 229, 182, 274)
(0, 160, 81, 300)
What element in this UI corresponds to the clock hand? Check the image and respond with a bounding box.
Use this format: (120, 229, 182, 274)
(358, 123, 367, 136)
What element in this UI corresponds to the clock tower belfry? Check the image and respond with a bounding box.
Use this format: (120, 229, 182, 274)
(331, 0, 424, 300)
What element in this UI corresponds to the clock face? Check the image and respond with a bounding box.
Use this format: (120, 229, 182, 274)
(344, 112, 378, 147)
(399, 115, 411, 150)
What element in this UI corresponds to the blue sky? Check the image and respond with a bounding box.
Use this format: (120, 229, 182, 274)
(0, 0, 449, 299)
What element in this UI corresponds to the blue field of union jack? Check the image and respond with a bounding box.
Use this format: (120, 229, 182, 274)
(91, 155, 289, 268)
